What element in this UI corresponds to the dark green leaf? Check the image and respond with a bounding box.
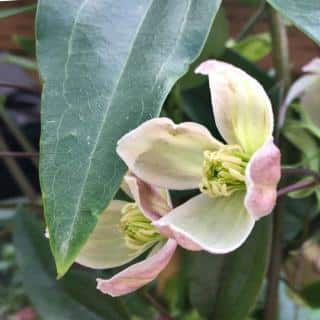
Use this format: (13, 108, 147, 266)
(178, 7, 229, 90)
(13, 36, 36, 56)
(267, 0, 320, 45)
(37, 0, 222, 276)
(0, 4, 36, 19)
(222, 48, 275, 90)
(14, 210, 129, 320)
(189, 217, 271, 319)
(300, 281, 320, 308)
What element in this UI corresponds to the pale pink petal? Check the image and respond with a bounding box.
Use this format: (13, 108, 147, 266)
(302, 58, 320, 74)
(96, 239, 177, 297)
(282, 74, 319, 112)
(155, 224, 202, 251)
(154, 193, 255, 254)
(196, 60, 273, 154)
(124, 174, 171, 221)
(245, 139, 281, 220)
(117, 117, 222, 190)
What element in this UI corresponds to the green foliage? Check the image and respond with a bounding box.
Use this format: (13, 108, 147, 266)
(14, 209, 130, 320)
(189, 217, 271, 319)
(228, 33, 271, 62)
(37, 0, 222, 276)
(267, 0, 320, 45)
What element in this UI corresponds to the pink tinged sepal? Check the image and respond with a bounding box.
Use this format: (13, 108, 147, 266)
(124, 174, 171, 221)
(245, 139, 281, 220)
(96, 239, 177, 297)
(302, 58, 320, 74)
(154, 224, 202, 251)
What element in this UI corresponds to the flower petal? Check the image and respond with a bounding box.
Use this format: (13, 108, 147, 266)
(117, 117, 222, 190)
(245, 139, 281, 220)
(96, 239, 177, 297)
(301, 78, 320, 128)
(124, 174, 171, 221)
(153, 192, 255, 254)
(282, 74, 319, 111)
(196, 60, 273, 154)
(76, 200, 150, 269)
(155, 224, 202, 251)
(302, 58, 320, 74)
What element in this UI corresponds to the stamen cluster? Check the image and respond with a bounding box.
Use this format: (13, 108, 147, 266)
(200, 145, 249, 198)
(120, 203, 163, 250)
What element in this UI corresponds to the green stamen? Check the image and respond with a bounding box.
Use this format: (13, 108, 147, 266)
(200, 145, 249, 198)
(120, 203, 164, 250)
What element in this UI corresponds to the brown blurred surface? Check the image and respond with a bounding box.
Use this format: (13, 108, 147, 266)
(0, 0, 319, 75)
(224, 0, 320, 75)
(0, 0, 35, 53)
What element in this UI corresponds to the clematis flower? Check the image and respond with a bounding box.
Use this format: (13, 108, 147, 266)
(282, 57, 320, 128)
(117, 60, 281, 254)
(76, 173, 179, 297)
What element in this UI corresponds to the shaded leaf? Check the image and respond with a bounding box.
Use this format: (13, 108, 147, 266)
(267, 0, 320, 45)
(14, 209, 129, 320)
(189, 217, 271, 319)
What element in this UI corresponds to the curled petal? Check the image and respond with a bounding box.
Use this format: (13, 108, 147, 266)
(96, 239, 177, 297)
(245, 139, 281, 220)
(302, 58, 320, 74)
(124, 174, 171, 221)
(117, 117, 222, 190)
(301, 78, 320, 128)
(153, 192, 255, 254)
(76, 200, 150, 269)
(282, 74, 319, 112)
(196, 60, 273, 154)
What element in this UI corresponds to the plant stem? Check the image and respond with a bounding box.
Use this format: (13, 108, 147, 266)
(277, 179, 318, 197)
(0, 106, 38, 167)
(0, 151, 39, 159)
(235, 0, 267, 41)
(265, 6, 291, 320)
(0, 81, 39, 94)
(143, 291, 172, 320)
(0, 134, 37, 201)
(281, 167, 320, 181)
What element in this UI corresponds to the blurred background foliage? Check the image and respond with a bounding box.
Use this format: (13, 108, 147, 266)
(0, 0, 319, 319)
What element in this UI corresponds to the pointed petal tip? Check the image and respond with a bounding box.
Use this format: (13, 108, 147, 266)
(95, 239, 177, 297)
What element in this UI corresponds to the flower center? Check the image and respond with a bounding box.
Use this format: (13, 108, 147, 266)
(200, 145, 249, 198)
(120, 203, 163, 250)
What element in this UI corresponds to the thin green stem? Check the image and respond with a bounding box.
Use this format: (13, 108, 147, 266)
(0, 134, 37, 201)
(235, 1, 267, 41)
(277, 179, 318, 198)
(265, 6, 291, 320)
(0, 151, 39, 159)
(0, 105, 38, 167)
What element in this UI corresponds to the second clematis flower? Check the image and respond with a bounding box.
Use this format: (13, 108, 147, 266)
(76, 173, 179, 297)
(117, 60, 281, 254)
